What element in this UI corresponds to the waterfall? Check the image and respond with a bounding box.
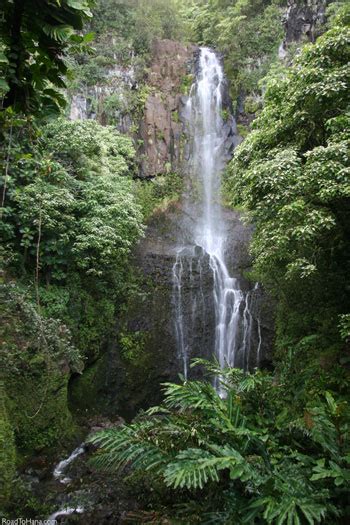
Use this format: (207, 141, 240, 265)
(173, 48, 260, 384)
(172, 251, 187, 379)
(48, 506, 84, 522)
(46, 445, 86, 521)
(53, 444, 85, 484)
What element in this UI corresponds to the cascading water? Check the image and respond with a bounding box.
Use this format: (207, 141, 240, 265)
(53, 444, 85, 484)
(173, 48, 259, 384)
(172, 252, 187, 378)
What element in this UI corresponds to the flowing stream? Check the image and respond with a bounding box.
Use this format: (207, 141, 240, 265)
(173, 48, 258, 384)
(46, 446, 87, 521)
(53, 444, 85, 485)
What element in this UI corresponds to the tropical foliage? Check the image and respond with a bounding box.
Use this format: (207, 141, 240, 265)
(89, 361, 350, 523)
(225, 5, 350, 383)
(179, 0, 285, 99)
(88, 5, 350, 524)
(0, 0, 93, 114)
(1, 116, 143, 358)
(1, 0, 350, 520)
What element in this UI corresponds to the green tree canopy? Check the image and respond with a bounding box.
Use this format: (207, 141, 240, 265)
(0, 0, 93, 113)
(225, 5, 350, 386)
(2, 118, 143, 280)
(179, 0, 284, 98)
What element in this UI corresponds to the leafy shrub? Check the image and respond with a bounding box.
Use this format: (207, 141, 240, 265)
(134, 172, 183, 220)
(2, 118, 144, 360)
(225, 11, 350, 374)
(89, 361, 350, 523)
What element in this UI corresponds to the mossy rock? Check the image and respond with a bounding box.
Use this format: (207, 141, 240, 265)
(2, 288, 78, 457)
(6, 369, 76, 454)
(69, 278, 177, 420)
(69, 360, 104, 415)
(0, 383, 16, 512)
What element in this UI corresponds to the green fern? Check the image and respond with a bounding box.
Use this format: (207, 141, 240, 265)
(162, 380, 223, 413)
(88, 361, 348, 523)
(249, 495, 327, 525)
(163, 445, 247, 490)
(88, 421, 169, 473)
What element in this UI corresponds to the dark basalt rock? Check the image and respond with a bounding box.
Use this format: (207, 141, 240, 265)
(138, 39, 197, 178)
(73, 201, 275, 419)
(283, 0, 329, 44)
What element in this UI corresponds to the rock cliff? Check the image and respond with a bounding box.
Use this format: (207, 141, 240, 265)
(69, 42, 275, 418)
(69, 62, 136, 133)
(70, 202, 274, 418)
(283, 0, 329, 44)
(138, 39, 196, 178)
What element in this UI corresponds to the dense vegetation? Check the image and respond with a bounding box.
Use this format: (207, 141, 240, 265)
(89, 3, 350, 524)
(1, 0, 349, 521)
(225, 4, 350, 390)
(1, 118, 143, 353)
(0, 0, 145, 512)
(180, 0, 285, 100)
(91, 361, 349, 523)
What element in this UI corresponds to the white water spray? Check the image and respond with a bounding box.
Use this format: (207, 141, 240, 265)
(48, 506, 85, 522)
(173, 48, 260, 384)
(53, 445, 85, 484)
(172, 251, 188, 379)
(47, 445, 86, 521)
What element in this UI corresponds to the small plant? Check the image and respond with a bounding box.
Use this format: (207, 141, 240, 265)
(172, 110, 180, 123)
(119, 331, 147, 363)
(134, 172, 183, 220)
(220, 108, 229, 122)
(180, 74, 194, 95)
(156, 129, 165, 141)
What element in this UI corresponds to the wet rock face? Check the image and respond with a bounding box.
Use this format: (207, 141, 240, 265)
(283, 0, 329, 44)
(84, 203, 275, 418)
(69, 64, 136, 133)
(139, 39, 197, 178)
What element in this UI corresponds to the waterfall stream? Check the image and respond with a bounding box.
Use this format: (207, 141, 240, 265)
(173, 48, 259, 384)
(53, 444, 85, 485)
(172, 252, 187, 379)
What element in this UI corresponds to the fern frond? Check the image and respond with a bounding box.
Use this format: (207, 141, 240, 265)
(299, 502, 327, 524)
(190, 357, 223, 377)
(163, 448, 221, 489)
(250, 494, 328, 525)
(145, 405, 171, 416)
(163, 445, 247, 490)
(162, 380, 224, 415)
(88, 422, 169, 474)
